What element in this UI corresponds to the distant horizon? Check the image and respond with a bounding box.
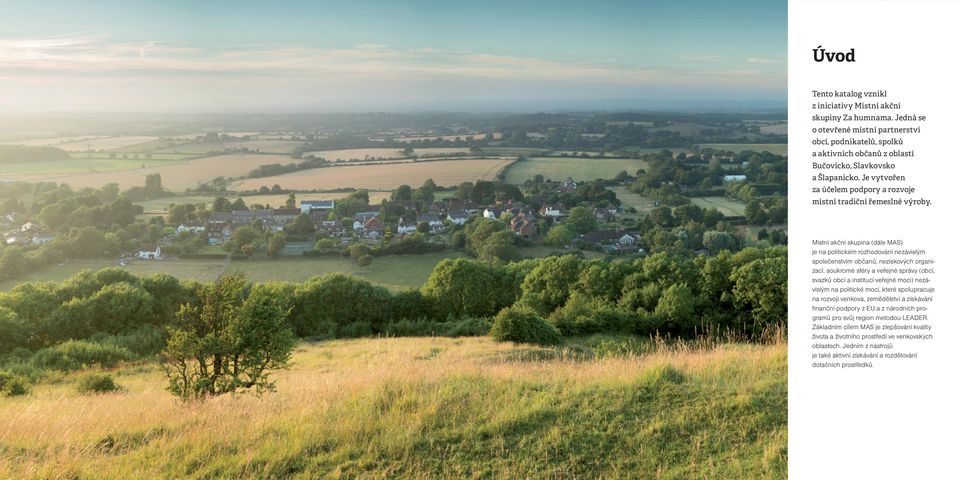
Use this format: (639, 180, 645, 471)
(0, 1, 785, 113)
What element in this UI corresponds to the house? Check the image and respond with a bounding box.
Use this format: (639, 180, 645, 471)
(418, 213, 445, 231)
(593, 207, 617, 223)
(228, 209, 274, 225)
(137, 244, 162, 260)
(397, 218, 416, 234)
(5, 222, 52, 246)
(577, 229, 640, 252)
(263, 208, 302, 232)
(352, 211, 380, 231)
(205, 221, 233, 244)
(446, 199, 481, 213)
(560, 177, 578, 193)
(539, 204, 566, 218)
(176, 221, 206, 234)
(482, 207, 501, 220)
(311, 211, 344, 235)
(510, 213, 536, 239)
(579, 229, 626, 245)
(446, 210, 471, 225)
(31, 233, 55, 245)
(300, 199, 336, 214)
(362, 216, 385, 239)
(723, 175, 747, 183)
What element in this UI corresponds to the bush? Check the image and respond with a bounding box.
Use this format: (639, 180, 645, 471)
(89, 324, 167, 357)
(0, 371, 29, 397)
(356, 254, 373, 267)
(489, 307, 562, 346)
(31, 340, 134, 372)
(550, 292, 636, 336)
(384, 318, 491, 337)
(76, 373, 121, 394)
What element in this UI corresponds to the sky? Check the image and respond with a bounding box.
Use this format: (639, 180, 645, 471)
(0, 0, 786, 113)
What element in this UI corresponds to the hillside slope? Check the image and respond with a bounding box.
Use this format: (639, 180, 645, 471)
(0, 337, 786, 479)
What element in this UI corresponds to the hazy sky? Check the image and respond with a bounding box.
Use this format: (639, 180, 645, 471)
(0, 0, 786, 112)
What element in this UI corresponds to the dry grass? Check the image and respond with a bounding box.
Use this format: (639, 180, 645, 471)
(232, 158, 514, 191)
(0, 336, 786, 479)
(13, 154, 293, 191)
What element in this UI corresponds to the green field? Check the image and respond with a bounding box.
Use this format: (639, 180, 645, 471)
(503, 157, 648, 183)
(0, 251, 467, 292)
(612, 186, 661, 217)
(0, 245, 603, 292)
(691, 196, 748, 217)
(0, 337, 786, 478)
(698, 144, 788, 156)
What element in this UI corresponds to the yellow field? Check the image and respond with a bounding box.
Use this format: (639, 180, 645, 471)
(303, 147, 469, 161)
(0, 337, 786, 478)
(233, 157, 513, 191)
(13, 154, 293, 191)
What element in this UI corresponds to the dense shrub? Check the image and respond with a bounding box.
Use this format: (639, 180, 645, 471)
(290, 274, 392, 338)
(550, 292, 635, 336)
(31, 340, 134, 371)
(0, 371, 29, 396)
(489, 307, 562, 346)
(76, 373, 122, 394)
(89, 324, 167, 357)
(384, 318, 491, 337)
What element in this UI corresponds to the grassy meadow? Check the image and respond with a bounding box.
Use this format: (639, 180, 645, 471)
(0, 252, 468, 292)
(0, 336, 786, 479)
(691, 196, 748, 217)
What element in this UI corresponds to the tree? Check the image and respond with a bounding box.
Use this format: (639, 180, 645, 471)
(289, 274, 392, 337)
(519, 255, 583, 316)
(731, 256, 787, 332)
(702, 231, 738, 254)
(285, 194, 296, 208)
(267, 233, 287, 259)
(160, 273, 295, 399)
(212, 197, 232, 212)
(284, 214, 316, 236)
(566, 206, 597, 234)
(544, 225, 574, 247)
(464, 218, 517, 263)
(167, 204, 188, 226)
(392, 185, 413, 201)
(655, 284, 697, 332)
(421, 258, 517, 319)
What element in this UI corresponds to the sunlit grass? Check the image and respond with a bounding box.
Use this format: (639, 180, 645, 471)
(0, 336, 786, 479)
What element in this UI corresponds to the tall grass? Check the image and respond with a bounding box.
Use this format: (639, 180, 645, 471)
(0, 337, 786, 479)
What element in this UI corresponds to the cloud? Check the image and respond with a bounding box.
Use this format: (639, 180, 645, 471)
(0, 34, 785, 111)
(745, 56, 782, 64)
